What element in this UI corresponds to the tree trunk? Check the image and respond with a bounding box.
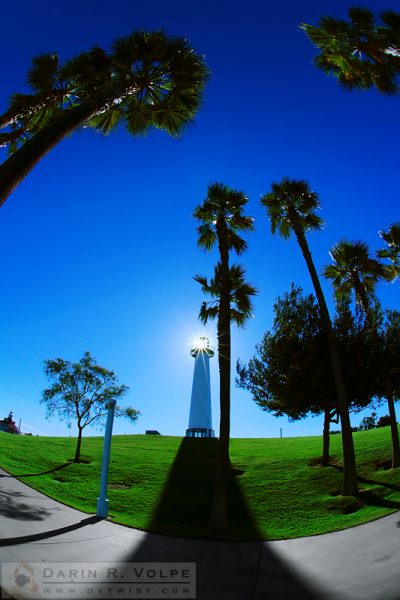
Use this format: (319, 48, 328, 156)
(290, 214, 358, 495)
(385, 379, 400, 469)
(74, 426, 83, 463)
(0, 102, 100, 207)
(322, 407, 331, 466)
(208, 225, 231, 532)
(352, 273, 371, 314)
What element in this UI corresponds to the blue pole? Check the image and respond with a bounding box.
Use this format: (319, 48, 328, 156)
(96, 400, 116, 518)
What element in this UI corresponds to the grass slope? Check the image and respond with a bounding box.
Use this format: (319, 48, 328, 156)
(0, 428, 399, 540)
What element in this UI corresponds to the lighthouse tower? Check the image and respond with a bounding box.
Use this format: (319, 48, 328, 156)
(186, 337, 215, 438)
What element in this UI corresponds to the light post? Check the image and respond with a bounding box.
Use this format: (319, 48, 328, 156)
(96, 399, 116, 518)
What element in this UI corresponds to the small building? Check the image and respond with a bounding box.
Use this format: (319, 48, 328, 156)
(145, 430, 161, 435)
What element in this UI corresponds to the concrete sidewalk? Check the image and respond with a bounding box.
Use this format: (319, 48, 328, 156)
(1, 468, 399, 599)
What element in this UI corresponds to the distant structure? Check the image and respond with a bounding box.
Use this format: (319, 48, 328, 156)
(186, 337, 215, 438)
(0, 411, 20, 434)
(145, 430, 161, 435)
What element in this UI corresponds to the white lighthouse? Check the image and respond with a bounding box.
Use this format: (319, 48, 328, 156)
(186, 337, 215, 438)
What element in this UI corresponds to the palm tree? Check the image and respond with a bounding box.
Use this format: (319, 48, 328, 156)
(324, 240, 388, 314)
(261, 177, 358, 495)
(324, 239, 400, 468)
(0, 31, 208, 206)
(301, 7, 400, 94)
(193, 182, 255, 530)
(378, 222, 400, 280)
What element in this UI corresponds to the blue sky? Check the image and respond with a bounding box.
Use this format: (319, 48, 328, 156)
(0, 0, 398, 439)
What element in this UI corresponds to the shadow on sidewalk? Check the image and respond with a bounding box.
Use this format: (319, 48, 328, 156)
(119, 437, 332, 600)
(0, 488, 55, 522)
(0, 516, 102, 546)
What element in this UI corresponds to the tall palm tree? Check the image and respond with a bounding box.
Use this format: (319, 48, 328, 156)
(0, 30, 208, 206)
(261, 177, 358, 495)
(324, 239, 400, 468)
(193, 182, 255, 530)
(378, 222, 400, 280)
(301, 7, 400, 94)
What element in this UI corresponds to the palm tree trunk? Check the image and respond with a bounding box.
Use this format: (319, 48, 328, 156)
(208, 226, 231, 532)
(290, 213, 358, 495)
(74, 426, 83, 463)
(385, 379, 400, 469)
(0, 102, 100, 207)
(352, 274, 371, 314)
(322, 407, 331, 466)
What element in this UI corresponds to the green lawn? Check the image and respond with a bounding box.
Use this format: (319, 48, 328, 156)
(0, 428, 399, 540)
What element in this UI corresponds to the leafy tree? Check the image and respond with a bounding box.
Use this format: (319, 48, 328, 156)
(237, 286, 374, 466)
(237, 285, 336, 465)
(0, 31, 208, 206)
(301, 7, 400, 93)
(42, 351, 139, 462)
(377, 414, 392, 427)
(378, 222, 400, 279)
(333, 302, 377, 412)
(324, 240, 400, 467)
(359, 412, 378, 430)
(193, 182, 255, 531)
(260, 177, 358, 495)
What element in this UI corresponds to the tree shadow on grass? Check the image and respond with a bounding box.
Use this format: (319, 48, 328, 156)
(330, 464, 400, 509)
(121, 438, 332, 599)
(358, 475, 400, 493)
(0, 463, 71, 478)
(356, 490, 400, 510)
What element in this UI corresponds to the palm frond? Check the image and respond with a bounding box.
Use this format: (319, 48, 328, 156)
(194, 273, 209, 290)
(227, 230, 248, 254)
(87, 107, 121, 134)
(302, 8, 400, 94)
(27, 54, 61, 93)
(196, 223, 217, 251)
(198, 301, 218, 325)
(124, 102, 152, 136)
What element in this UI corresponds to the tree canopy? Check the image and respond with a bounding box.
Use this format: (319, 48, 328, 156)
(301, 7, 400, 93)
(0, 30, 208, 206)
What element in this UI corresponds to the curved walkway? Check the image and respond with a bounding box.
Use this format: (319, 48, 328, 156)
(0, 468, 399, 599)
